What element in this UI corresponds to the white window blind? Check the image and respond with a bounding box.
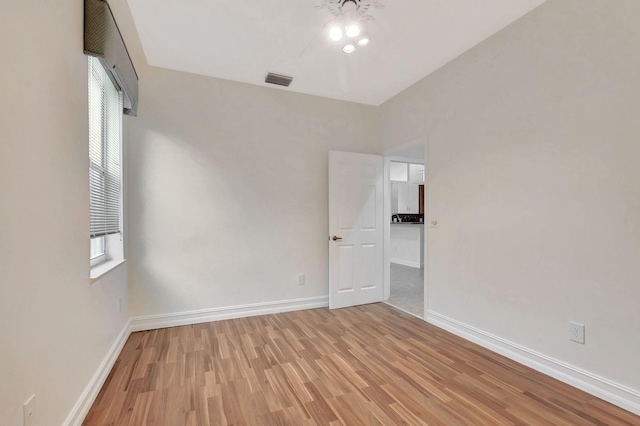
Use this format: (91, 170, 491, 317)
(89, 56, 122, 238)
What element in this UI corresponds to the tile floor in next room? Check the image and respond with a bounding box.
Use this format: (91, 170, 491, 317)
(387, 262, 424, 318)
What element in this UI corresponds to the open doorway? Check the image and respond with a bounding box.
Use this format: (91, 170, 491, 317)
(383, 141, 427, 318)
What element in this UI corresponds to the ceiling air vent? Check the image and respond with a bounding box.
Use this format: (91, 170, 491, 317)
(265, 72, 293, 87)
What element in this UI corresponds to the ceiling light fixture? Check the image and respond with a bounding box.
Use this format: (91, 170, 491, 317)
(318, 0, 383, 54)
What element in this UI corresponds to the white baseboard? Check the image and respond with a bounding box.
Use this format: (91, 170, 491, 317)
(63, 320, 131, 426)
(129, 295, 329, 332)
(426, 310, 640, 416)
(390, 258, 421, 268)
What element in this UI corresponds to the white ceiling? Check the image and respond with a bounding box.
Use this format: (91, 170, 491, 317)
(127, 0, 545, 106)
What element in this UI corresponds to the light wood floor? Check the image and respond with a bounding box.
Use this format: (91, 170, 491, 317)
(84, 303, 639, 425)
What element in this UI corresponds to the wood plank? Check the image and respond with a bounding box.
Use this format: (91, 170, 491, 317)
(83, 303, 639, 425)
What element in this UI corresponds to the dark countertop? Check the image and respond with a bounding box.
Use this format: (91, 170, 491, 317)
(391, 221, 424, 225)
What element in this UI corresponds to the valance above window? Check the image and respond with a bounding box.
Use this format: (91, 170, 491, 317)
(84, 0, 138, 116)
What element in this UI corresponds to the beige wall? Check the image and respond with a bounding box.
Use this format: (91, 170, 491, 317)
(126, 67, 380, 317)
(381, 0, 640, 391)
(0, 1, 129, 424)
(2, 0, 639, 422)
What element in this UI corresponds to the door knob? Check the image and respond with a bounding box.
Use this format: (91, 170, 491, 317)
(331, 235, 343, 241)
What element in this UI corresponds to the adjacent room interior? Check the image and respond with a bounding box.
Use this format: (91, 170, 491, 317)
(385, 144, 427, 318)
(2, 0, 639, 424)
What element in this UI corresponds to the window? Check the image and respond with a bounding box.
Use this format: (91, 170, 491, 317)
(89, 56, 124, 276)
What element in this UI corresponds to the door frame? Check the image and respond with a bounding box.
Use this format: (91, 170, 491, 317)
(382, 140, 429, 317)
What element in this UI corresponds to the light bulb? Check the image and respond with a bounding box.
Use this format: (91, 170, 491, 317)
(345, 24, 361, 38)
(357, 36, 370, 46)
(329, 25, 343, 41)
(343, 43, 356, 53)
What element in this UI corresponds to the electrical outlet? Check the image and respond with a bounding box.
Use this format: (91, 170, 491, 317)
(569, 322, 585, 344)
(23, 394, 35, 426)
(297, 274, 305, 285)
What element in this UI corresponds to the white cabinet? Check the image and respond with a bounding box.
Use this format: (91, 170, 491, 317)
(397, 183, 419, 213)
(390, 224, 424, 268)
(409, 164, 425, 184)
(390, 161, 408, 182)
(390, 161, 424, 183)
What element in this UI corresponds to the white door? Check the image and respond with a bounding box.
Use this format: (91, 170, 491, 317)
(329, 151, 384, 309)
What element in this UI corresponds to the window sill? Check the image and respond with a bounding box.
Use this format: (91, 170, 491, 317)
(90, 258, 126, 284)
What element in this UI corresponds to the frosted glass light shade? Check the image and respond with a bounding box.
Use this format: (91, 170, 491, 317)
(329, 26, 343, 41)
(343, 43, 356, 53)
(345, 24, 361, 38)
(357, 35, 370, 46)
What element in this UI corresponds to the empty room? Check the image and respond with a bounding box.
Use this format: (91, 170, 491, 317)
(1, 0, 639, 424)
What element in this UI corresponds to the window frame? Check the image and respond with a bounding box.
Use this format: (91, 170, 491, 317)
(88, 56, 125, 281)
